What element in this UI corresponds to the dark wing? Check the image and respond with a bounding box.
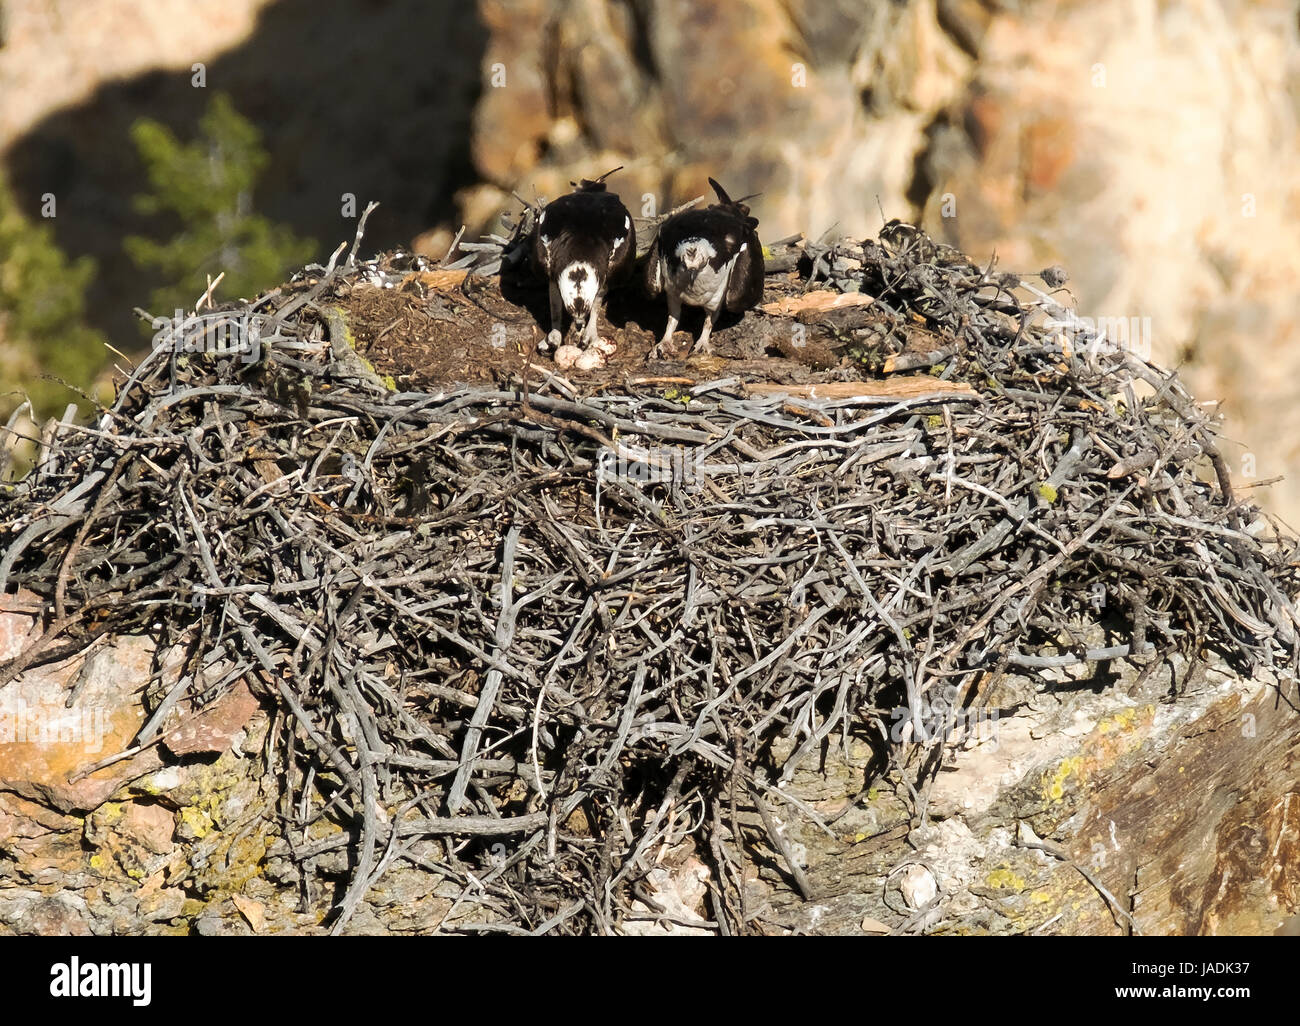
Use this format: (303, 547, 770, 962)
(649, 187, 762, 307)
(724, 222, 764, 312)
(535, 190, 632, 284)
(532, 204, 557, 279)
(604, 198, 635, 284)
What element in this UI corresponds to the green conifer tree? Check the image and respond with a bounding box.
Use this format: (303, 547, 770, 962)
(125, 92, 316, 320)
(0, 174, 104, 420)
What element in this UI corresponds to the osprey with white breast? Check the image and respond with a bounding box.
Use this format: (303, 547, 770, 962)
(531, 168, 634, 369)
(644, 177, 764, 359)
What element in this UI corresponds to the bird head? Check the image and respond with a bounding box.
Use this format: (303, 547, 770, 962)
(678, 243, 710, 272)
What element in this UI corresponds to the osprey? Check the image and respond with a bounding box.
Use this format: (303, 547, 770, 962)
(644, 177, 764, 358)
(532, 168, 634, 369)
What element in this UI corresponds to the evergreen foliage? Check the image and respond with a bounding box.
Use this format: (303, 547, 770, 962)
(0, 175, 103, 419)
(125, 93, 316, 320)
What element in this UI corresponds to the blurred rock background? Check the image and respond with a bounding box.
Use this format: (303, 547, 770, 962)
(1, 0, 1298, 521)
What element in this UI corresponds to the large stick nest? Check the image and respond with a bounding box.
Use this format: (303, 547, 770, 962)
(2, 220, 1297, 934)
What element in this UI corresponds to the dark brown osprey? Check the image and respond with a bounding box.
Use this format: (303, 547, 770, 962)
(531, 168, 634, 366)
(644, 177, 764, 358)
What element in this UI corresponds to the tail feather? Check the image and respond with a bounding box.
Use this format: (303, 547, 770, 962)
(708, 177, 758, 223)
(575, 166, 624, 191)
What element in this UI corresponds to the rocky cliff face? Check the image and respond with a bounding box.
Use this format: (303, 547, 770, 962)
(4, 590, 1297, 936)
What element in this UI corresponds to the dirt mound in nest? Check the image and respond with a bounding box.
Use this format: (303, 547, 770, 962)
(316, 239, 915, 390)
(1, 222, 1297, 935)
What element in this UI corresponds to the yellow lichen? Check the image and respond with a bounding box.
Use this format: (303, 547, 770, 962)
(179, 805, 212, 839)
(100, 801, 124, 824)
(1042, 755, 1084, 802)
(1097, 708, 1135, 734)
(986, 867, 1025, 890)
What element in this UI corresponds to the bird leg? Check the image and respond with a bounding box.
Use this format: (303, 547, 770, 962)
(651, 293, 682, 360)
(581, 296, 602, 350)
(694, 305, 722, 355)
(545, 280, 564, 350)
(591, 302, 617, 355)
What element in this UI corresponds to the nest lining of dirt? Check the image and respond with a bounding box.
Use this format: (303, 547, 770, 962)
(1, 220, 1297, 934)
